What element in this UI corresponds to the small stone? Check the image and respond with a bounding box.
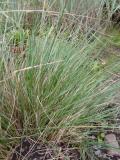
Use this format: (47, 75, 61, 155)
(105, 133, 120, 157)
(95, 150, 102, 157)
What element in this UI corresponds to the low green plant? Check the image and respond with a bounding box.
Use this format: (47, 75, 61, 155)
(8, 29, 29, 46)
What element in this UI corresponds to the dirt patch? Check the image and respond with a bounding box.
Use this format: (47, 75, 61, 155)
(8, 137, 80, 160)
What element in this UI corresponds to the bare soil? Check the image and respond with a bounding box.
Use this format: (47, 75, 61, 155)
(9, 138, 80, 160)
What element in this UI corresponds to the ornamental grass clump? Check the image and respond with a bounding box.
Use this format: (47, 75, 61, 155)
(0, 31, 120, 159)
